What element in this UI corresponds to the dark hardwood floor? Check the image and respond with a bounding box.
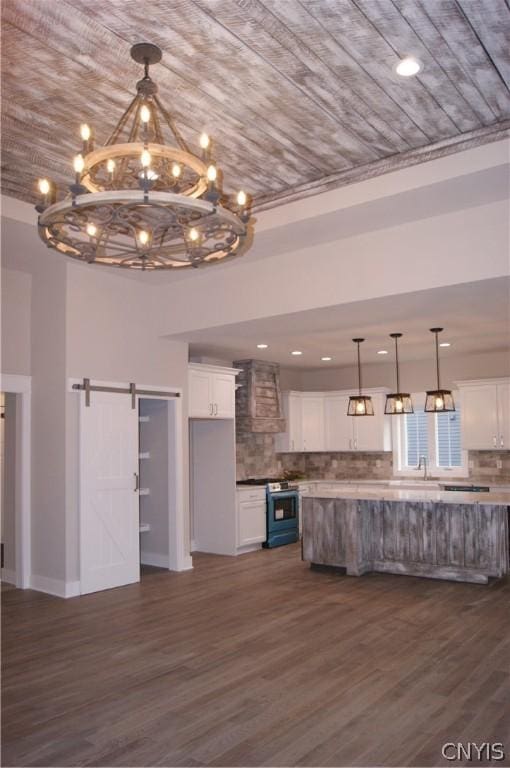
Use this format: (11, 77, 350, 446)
(2, 544, 510, 767)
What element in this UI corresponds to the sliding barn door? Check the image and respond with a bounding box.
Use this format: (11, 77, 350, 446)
(79, 391, 140, 594)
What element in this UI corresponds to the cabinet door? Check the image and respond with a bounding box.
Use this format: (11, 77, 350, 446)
(301, 396, 325, 452)
(354, 393, 390, 451)
(189, 369, 212, 418)
(275, 393, 302, 452)
(461, 385, 499, 449)
(324, 395, 352, 450)
(288, 393, 303, 451)
(497, 383, 510, 449)
(212, 374, 235, 418)
(237, 500, 266, 546)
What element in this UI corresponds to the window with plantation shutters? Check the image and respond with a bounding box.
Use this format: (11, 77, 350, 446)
(405, 409, 429, 467)
(395, 393, 467, 476)
(436, 408, 462, 467)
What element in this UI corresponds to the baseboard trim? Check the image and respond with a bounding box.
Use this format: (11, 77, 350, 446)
(30, 575, 81, 598)
(141, 551, 170, 568)
(1, 568, 16, 585)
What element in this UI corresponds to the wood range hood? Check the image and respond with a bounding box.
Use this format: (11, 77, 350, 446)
(234, 359, 286, 433)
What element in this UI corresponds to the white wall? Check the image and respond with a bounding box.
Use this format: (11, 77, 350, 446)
(64, 262, 189, 582)
(1, 268, 31, 375)
(31, 249, 68, 582)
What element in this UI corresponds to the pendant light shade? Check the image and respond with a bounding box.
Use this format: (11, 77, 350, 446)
(424, 328, 455, 412)
(347, 338, 374, 416)
(385, 333, 414, 415)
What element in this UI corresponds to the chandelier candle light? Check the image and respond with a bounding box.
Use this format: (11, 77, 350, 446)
(424, 328, 455, 412)
(385, 333, 414, 415)
(35, 43, 252, 270)
(347, 338, 374, 416)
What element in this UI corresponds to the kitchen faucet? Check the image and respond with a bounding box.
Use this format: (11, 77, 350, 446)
(417, 455, 428, 480)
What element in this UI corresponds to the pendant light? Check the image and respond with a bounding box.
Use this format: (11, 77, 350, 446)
(424, 328, 455, 412)
(347, 338, 374, 416)
(385, 333, 414, 415)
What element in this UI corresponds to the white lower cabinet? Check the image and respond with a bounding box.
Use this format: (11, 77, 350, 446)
(236, 488, 266, 549)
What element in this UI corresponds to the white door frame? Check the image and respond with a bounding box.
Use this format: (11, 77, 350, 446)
(70, 379, 191, 580)
(0, 373, 31, 588)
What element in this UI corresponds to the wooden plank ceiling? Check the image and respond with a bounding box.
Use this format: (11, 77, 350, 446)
(2, 0, 510, 211)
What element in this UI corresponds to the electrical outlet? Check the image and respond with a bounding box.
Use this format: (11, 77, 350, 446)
(332, 459, 338, 468)
(375, 459, 382, 468)
(496, 460, 503, 470)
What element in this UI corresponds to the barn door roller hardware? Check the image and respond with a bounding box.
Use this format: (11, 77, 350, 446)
(73, 378, 180, 407)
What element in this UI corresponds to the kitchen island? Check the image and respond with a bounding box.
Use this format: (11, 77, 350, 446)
(301, 488, 509, 584)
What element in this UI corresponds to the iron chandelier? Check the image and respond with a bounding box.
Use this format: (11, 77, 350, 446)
(35, 43, 252, 270)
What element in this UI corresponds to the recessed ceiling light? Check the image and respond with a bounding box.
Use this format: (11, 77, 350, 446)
(291, 350, 303, 356)
(321, 356, 332, 361)
(377, 349, 389, 355)
(439, 342, 451, 347)
(256, 343, 268, 349)
(394, 56, 422, 77)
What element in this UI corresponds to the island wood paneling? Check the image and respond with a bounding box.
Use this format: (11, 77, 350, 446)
(302, 495, 509, 584)
(1, 0, 510, 210)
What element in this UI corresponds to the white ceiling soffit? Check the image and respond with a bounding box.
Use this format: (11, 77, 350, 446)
(171, 277, 510, 368)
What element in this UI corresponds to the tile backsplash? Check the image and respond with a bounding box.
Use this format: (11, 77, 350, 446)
(235, 429, 392, 480)
(236, 429, 510, 484)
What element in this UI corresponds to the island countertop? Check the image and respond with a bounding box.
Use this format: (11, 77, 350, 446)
(301, 488, 510, 506)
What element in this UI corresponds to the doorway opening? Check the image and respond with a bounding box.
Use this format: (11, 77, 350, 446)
(78, 381, 188, 596)
(0, 375, 31, 590)
(138, 397, 179, 572)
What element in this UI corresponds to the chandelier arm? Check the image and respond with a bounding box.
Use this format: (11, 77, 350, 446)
(116, 100, 144, 184)
(153, 94, 190, 153)
(106, 95, 139, 146)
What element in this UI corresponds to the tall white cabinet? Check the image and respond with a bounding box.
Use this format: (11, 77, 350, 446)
(458, 378, 510, 450)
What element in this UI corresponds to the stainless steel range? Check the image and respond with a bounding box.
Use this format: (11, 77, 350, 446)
(236, 478, 300, 548)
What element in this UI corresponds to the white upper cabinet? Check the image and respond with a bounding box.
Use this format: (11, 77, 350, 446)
(275, 392, 303, 452)
(276, 388, 391, 453)
(301, 395, 325, 452)
(353, 393, 392, 451)
(189, 366, 213, 418)
(212, 373, 236, 418)
(188, 364, 239, 419)
(324, 394, 352, 451)
(459, 379, 510, 450)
